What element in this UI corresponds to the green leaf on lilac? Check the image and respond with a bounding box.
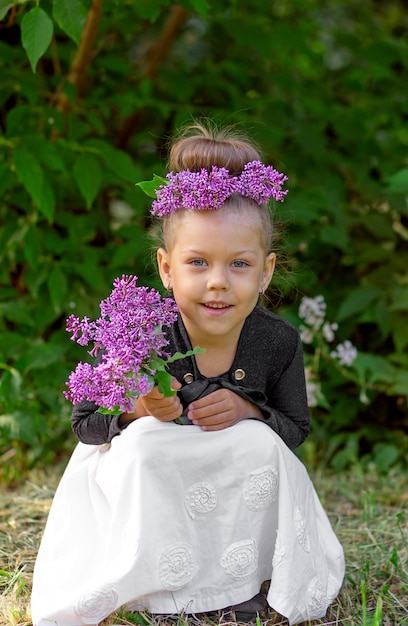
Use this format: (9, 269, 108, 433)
(97, 405, 122, 415)
(166, 346, 205, 363)
(155, 369, 176, 397)
(136, 174, 168, 198)
(149, 356, 167, 372)
(21, 7, 53, 73)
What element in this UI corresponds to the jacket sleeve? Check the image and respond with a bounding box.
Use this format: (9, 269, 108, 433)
(252, 334, 310, 450)
(71, 399, 129, 444)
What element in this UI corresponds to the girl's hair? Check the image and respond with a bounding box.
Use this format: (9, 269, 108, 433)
(155, 122, 276, 252)
(168, 123, 262, 175)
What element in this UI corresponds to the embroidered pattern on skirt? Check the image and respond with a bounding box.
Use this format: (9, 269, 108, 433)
(327, 572, 340, 603)
(159, 543, 199, 590)
(272, 530, 285, 568)
(294, 506, 311, 553)
(243, 465, 279, 511)
(185, 481, 217, 519)
(220, 539, 258, 580)
(307, 577, 327, 615)
(74, 585, 118, 623)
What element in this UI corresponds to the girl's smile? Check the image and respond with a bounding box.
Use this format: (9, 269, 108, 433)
(157, 208, 275, 349)
(201, 301, 233, 317)
(203, 301, 231, 310)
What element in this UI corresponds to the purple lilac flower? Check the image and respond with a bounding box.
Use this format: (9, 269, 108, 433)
(151, 167, 239, 216)
(64, 275, 179, 413)
(150, 160, 288, 217)
(238, 161, 288, 204)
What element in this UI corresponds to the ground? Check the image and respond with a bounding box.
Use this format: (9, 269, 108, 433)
(1, 462, 407, 626)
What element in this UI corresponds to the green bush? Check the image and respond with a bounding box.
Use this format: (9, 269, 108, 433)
(1, 0, 407, 481)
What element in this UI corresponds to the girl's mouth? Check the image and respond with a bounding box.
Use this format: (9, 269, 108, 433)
(204, 302, 231, 309)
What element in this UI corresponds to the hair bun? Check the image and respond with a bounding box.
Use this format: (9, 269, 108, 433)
(169, 122, 262, 175)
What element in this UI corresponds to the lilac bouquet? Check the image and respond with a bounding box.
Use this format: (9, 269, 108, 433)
(64, 275, 202, 415)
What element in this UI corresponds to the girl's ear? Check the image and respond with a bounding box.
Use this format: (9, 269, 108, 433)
(262, 252, 276, 291)
(157, 248, 171, 289)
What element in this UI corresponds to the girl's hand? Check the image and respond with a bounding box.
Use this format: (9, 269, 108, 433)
(119, 378, 182, 424)
(186, 389, 263, 431)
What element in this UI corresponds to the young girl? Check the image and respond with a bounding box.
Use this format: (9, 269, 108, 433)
(31, 124, 345, 626)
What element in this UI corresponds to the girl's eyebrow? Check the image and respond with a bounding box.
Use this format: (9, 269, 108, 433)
(181, 248, 258, 256)
(234, 249, 258, 256)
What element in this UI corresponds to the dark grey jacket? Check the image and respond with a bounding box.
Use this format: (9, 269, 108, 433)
(71, 306, 310, 450)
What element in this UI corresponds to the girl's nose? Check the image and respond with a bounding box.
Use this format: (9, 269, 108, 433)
(207, 267, 229, 290)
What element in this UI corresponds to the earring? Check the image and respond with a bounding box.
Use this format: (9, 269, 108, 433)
(259, 286, 265, 296)
(167, 282, 172, 291)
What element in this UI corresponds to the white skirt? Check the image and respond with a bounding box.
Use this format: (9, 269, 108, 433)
(31, 417, 345, 626)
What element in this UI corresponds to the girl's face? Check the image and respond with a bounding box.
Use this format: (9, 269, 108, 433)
(157, 209, 275, 348)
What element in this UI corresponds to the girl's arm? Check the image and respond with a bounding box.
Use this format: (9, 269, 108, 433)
(260, 335, 310, 449)
(185, 381, 308, 449)
(182, 328, 310, 449)
(187, 388, 263, 431)
(71, 400, 125, 444)
(71, 379, 182, 445)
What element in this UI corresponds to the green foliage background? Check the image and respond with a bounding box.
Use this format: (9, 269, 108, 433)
(1, 0, 407, 481)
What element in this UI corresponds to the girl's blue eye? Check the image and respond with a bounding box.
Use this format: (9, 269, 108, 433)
(190, 259, 206, 267)
(232, 260, 249, 268)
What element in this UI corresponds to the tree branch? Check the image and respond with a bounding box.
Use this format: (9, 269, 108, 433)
(144, 4, 189, 78)
(117, 4, 189, 150)
(55, 0, 104, 113)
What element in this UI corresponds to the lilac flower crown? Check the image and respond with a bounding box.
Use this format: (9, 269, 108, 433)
(137, 161, 288, 217)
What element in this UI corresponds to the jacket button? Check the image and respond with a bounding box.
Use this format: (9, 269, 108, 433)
(234, 368, 246, 381)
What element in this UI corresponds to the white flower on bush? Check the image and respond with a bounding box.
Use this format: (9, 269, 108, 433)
(322, 321, 338, 342)
(305, 379, 321, 407)
(298, 295, 326, 330)
(299, 325, 314, 344)
(331, 340, 358, 367)
(304, 367, 322, 407)
(298, 295, 358, 410)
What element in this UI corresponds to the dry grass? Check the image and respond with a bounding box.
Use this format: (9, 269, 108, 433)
(1, 461, 407, 626)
